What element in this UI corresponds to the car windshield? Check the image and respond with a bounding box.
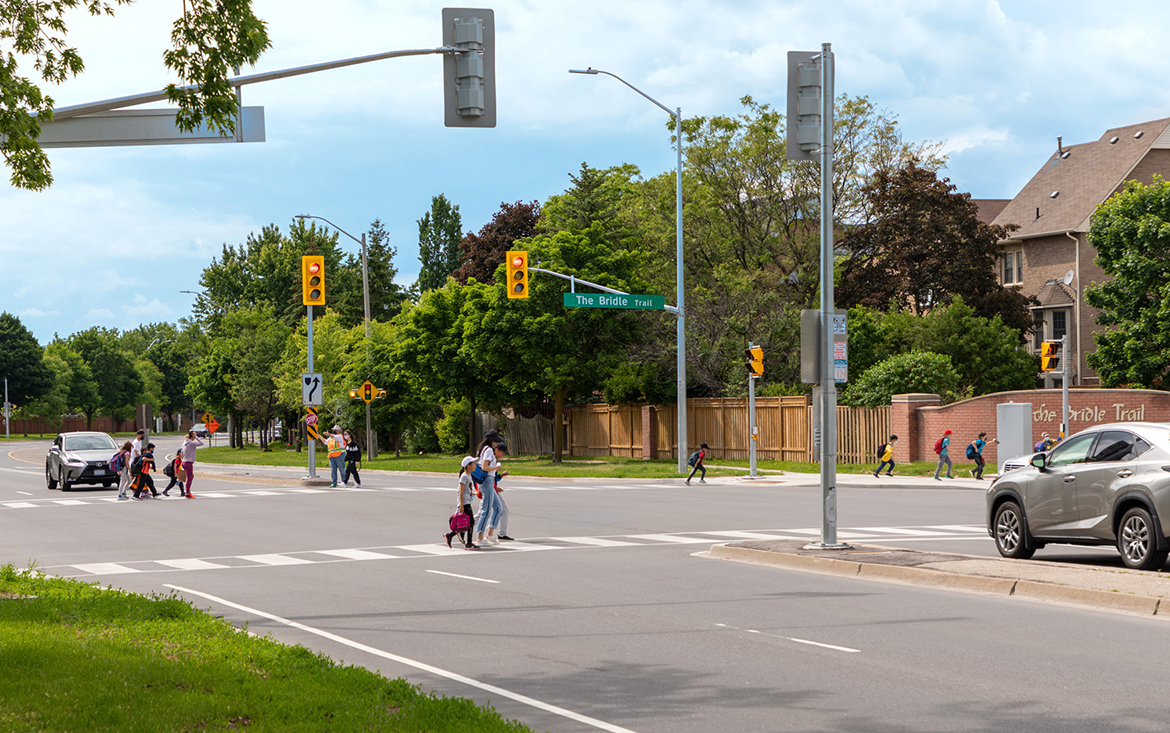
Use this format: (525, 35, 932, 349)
(63, 435, 117, 452)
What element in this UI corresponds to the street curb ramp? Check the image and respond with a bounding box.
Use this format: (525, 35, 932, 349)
(706, 543, 1167, 619)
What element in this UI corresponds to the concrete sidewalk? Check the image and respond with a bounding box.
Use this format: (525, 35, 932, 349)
(703, 539, 1170, 619)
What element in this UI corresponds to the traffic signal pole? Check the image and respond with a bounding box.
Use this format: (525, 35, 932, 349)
(307, 304, 317, 479)
(1062, 333, 1069, 439)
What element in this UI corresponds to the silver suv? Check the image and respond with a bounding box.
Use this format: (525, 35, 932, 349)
(986, 422, 1170, 570)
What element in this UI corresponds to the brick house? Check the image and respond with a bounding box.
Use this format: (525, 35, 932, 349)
(974, 118, 1170, 388)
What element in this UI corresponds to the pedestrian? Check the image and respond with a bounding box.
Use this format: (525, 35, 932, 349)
(446, 456, 479, 550)
(493, 442, 514, 541)
(342, 429, 362, 488)
(873, 435, 898, 477)
(967, 431, 996, 480)
(934, 429, 955, 480)
(115, 440, 133, 500)
(161, 453, 186, 497)
(1034, 432, 1052, 453)
(131, 442, 159, 499)
(685, 442, 709, 485)
(474, 431, 505, 546)
(179, 429, 204, 499)
(320, 426, 346, 488)
(130, 429, 144, 471)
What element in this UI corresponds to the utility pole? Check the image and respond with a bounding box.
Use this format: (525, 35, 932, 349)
(1061, 333, 1070, 440)
(4, 377, 9, 440)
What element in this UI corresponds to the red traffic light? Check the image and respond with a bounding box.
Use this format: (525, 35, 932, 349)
(512, 255, 524, 268)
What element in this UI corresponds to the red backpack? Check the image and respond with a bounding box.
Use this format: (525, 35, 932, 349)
(933, 438, 944, 455)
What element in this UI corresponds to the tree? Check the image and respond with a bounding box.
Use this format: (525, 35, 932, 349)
(454, 201, 542, 285)
(416, 194, 463, 292)
(225, 306, 291, 450)
(1, 0, 270, 190)
(364, 219, 409, 322)
(348, 320, 431, 457)
(841, 351, 962, 408)
(25, 352, 71, 435)
(1085, 176, 1170, 387)
(0, 312, 53, 404)
(43, 343, 98, 421)
(464, 224, 648, 462)
(65, 328, 143, 428)
(836, 162, 1035, 336)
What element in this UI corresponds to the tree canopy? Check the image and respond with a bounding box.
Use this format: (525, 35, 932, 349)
(417, 195, 464, 292)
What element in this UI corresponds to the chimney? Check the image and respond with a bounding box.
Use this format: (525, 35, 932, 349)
(1057, 136, 1063, 155)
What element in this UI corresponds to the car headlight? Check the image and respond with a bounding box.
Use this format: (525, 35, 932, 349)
(64, 455, 86, 467)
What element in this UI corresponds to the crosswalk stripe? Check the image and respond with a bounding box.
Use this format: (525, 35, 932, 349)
(238, 554, 313, 566)
(2, 502, 38, 508)
(53, 500, 88, 506)
(627, 534, 713, 544)
(73, 563, 139, 575)
(559, 536, 639, 547)
(703, 531, 790, 540)
(316, 549, 400, 561)
(398, 544, 468, 556)
(156, 558, 228, 571)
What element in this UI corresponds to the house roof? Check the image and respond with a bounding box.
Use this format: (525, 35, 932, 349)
(993, 117, 1170, 239)
(1034, 279, 1076, 308)
(971, 198, 1010, 225)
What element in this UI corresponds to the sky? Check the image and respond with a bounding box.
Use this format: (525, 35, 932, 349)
(3, 0, 1170, 345)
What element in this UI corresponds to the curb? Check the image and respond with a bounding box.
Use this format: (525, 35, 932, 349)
(706, 544, 1167, 619)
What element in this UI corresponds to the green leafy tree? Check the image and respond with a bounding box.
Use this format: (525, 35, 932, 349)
(364, 219, 409, 322)
(1, 0, 270, 190)
(416, 194, 463, 292)
(349, 320, 432, 457)
(1085, 176, 1170, 387)
(841, 351, 962, 407)
(224, 306, 291, 450)
(25, 352, 71, 435)
(0, 312, 53, 404)
(65, 328, 143, 428)
(185, 342, 235, 438)
(44, 343, 98, 421)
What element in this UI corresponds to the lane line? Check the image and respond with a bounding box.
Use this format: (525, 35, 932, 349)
(717, 623, 860, 654)
(426, 569, 500, 584)
(164, 585, 638, 733)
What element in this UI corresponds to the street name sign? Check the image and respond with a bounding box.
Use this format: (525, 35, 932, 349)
(563, 293, 665, 310)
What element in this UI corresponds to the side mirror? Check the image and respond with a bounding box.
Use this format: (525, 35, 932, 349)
(1030, 453, 1047, 470)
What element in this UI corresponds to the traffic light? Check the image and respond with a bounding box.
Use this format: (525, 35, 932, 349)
(349, 389, 358, 399)
(442, 8, 496, 128)
(745, 345, 764, 377)
(786, 50, 833, 162)
(506, 250, 529, 299)
(1040, 340, 1062, 372)
(302, 255, 325, 306)
(362, 381, 374, 403)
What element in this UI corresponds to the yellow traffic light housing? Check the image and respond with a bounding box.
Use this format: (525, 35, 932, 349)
(1040, 340, 1062, 372)
(745, 345, 764, 377)
(302, 256, 325, 306)
(361, 381, 374, 403)
(506, 250, 529, 299)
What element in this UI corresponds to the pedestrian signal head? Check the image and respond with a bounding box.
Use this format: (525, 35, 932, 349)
(506, 250, 529, 299)
(745, 345, 764, 377)
(302, 256, 325, 306)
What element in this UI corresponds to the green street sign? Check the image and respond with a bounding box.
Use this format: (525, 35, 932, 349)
(563, 292, 665, 310)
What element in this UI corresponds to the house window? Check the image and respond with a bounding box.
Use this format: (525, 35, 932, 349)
(1003, 249, 1023, 285)
(1053, 310, 1068, 341)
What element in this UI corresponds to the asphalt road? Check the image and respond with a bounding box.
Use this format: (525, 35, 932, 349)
(3, 439, 1165, 732)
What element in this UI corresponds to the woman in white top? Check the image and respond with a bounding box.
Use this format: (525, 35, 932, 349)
(474, 432, 505, 545)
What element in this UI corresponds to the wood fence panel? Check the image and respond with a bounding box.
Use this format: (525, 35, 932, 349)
(834, 406, 891, 464)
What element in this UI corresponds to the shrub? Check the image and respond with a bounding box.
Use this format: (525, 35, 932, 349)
(435, 398, 472, 454)
(841, 350, 961, 407)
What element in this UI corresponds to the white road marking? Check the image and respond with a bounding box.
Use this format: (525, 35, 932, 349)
(73, 563, 140, 575)
(560, 536, 639, 547)
(2, 502, 37, 508)
(399, 544, 468, 557)
(717, 623, 860, 653)
(238, 554, 313, 566)
(244, 490, 282, 496)
(53, 500, 87, 506)
(924, 525, 986, 533)
(196, 492, 234, 498)
(16, 490, 32, 495)
(164, 585, 640, 733)
(493, 541, 554, 552)
(426, 569, 500, 584)
(316, 549, 399, 561)
(288, 488, 328, 494)
(855, 527, 947, 536)
(627, 534, 711, 544)
(703, 531, 788, 540)
(156, 558, 228, 571)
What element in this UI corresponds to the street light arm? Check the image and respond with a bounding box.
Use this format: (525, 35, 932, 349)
(569, 67, 676, 118)
(294, 214, 363, 247)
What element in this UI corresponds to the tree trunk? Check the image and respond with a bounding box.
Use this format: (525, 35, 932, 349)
(467, 396, 478, 454)
(553, 386, 565, 463)
(394, 431, 401, 458)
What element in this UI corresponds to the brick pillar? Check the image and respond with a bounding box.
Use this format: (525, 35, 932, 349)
(890, 393, 941, 464)
(641, 405, 656, 460)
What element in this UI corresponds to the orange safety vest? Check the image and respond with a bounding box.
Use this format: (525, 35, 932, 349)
(326, 436, 345, 458)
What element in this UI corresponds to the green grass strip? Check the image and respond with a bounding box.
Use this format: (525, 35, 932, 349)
(0, 565, 538, 732)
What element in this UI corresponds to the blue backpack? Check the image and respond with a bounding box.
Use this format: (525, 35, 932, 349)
(109, 452, 125, 473)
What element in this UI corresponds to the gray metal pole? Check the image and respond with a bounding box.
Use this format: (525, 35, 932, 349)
(307, 304, 317, 478)
(676, 106, 687, 474)
(748, 353, 757, 478)
(361, 232, 376, 459)
(4, 377, 8, 440)
(815, 43, 843, 549)
(1062, 333, 1069, 440)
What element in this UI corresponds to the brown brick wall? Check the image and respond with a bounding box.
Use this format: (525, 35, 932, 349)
(910, 389, 1170, 465)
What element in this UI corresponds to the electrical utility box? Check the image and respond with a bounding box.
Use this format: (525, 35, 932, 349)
(996, 402, 1033, 475)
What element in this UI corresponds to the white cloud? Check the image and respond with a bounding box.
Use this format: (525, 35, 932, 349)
(86, 309, 115, 321)
(20, 308, 59, 318)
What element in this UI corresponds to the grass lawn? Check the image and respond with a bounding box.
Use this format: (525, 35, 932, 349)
(198, 444, 988, 479)
(0, 565, 536, 733)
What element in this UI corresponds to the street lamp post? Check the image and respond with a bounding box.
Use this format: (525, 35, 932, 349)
(570, 67, 687, 473)
(294, 215, 376, 459)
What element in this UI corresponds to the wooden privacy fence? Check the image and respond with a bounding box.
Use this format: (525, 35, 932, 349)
(565, 397, 890, 464)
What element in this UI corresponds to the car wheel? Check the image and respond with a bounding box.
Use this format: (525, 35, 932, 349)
(46, 464, 58, 490)
(1117, 507, 1169, 571)
(59, 469, 71, 492)
(102, 481, 113, 488)
(994, 501, 1035, 560)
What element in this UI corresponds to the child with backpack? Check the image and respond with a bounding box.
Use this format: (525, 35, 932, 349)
(685, 443, 709, 485)
(873, 435, 898, 477)
(933, 430, 955, 480)
(113, 441, 133, 500)
(130, 443, 159, 500)
(446, 456, 479, 549)
(966, 432, 996, 480)
(162, 453, 186, 497)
